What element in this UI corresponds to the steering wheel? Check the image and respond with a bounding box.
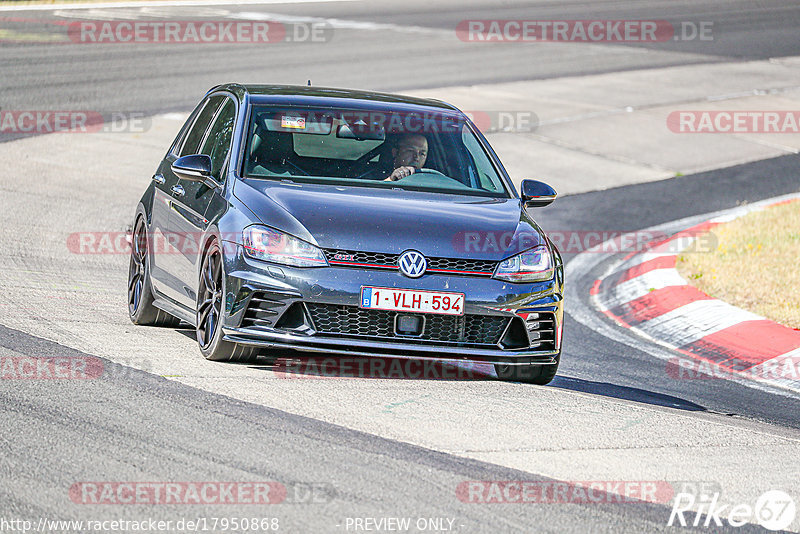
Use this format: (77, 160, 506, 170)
(392, 169, 473, 190)
(394, 168, 450, 181)
(415, 168, 445, 176)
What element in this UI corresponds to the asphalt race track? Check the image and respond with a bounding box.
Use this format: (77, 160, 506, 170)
(2, 0, 800, 120)
(1, 1, 800, 533)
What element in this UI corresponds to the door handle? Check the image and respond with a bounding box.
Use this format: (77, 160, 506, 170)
(152, 173, 165, 185)
(171, 184, 185, 197)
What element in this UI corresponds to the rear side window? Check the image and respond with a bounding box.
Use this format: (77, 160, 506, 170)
(180, 95, 225, 156)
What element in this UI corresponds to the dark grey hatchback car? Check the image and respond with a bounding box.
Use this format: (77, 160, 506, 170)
(128, 84, 564, 384)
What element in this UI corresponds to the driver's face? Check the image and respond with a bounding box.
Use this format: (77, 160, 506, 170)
(392, 136, 428, 169)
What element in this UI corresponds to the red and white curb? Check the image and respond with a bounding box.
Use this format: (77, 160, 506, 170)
(592, 196, 800, 392)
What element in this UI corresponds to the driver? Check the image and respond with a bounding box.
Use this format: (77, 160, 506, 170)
(384, 134, 428, 181)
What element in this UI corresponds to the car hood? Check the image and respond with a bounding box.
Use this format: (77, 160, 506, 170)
(233, 179, 548, 260)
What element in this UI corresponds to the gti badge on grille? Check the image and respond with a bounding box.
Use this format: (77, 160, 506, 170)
(398, 250, 427, 278)
(333, 253, 355, 261)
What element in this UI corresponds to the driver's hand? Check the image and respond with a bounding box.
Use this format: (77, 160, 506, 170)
(384, 166, 416, 181)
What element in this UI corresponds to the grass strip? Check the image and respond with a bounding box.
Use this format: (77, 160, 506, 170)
(677, 199, 800, 329)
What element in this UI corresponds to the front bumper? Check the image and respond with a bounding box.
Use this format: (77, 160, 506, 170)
(220, 243, 564, 365)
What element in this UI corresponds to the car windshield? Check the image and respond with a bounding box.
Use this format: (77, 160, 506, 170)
(242, 105, 510, 198)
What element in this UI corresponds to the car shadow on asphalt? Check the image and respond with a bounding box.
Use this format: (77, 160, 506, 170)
(175, 329, 498, 380)
(176, 329, 711, 400)
(177, 329, 713, 399)
(549, 376, 708, 412)
(249, 354, 498, 381)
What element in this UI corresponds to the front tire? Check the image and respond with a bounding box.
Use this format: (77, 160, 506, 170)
(196, 241, 258, 363)
(128, 217, 181, 328)
(495, 354, 560, 385)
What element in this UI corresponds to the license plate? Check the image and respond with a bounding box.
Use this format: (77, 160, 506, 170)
(360, 287, 465, 316)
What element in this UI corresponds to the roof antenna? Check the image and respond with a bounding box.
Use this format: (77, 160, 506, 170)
(307, 79, 312, 86)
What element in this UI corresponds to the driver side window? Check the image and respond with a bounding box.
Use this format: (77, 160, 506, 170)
(180, 95, 225, 157)
(200, 99, 237, 180)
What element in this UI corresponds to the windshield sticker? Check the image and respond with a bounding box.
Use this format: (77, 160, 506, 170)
(281, 116, 306, 129)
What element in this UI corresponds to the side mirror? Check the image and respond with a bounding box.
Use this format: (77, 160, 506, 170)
(172, 154, 212, 183)
(520, 179, 557, 208)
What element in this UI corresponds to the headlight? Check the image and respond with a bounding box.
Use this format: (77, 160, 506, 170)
(242, 226, 328, 268)
(493, 245, 553, 282)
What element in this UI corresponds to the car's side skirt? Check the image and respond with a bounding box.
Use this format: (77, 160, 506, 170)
(152, 295, 196, 327)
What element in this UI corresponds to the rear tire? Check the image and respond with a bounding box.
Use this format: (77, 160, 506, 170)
(128, 217, 182, 328)
(196, 241, 259, 363)
(495, 354, 560, 385)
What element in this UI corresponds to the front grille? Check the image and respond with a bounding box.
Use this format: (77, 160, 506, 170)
(325, 250, 398, 269)
(324, 249, 496, 276)
(427, 257, 498, 275)
(305, 303, 510, 346)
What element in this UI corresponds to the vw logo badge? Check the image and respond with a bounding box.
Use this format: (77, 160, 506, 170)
(398, 250, 427, 278)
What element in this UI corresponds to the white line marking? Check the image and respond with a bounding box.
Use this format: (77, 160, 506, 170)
(140, 6, 229, 16)
(53, 7, 154, 19)
(229, 11, 449, 36)
(52, 6, 231, 19)
(0, 0, 359, 12)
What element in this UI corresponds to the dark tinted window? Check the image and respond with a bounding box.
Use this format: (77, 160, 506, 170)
(200, 99, 237, 180)
(180, 95, 224, 157)
(169, 100, 205, 156)
(243, 105, 509, 198)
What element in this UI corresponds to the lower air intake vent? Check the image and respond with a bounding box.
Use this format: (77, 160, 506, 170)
(305, 303, 510, 346)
